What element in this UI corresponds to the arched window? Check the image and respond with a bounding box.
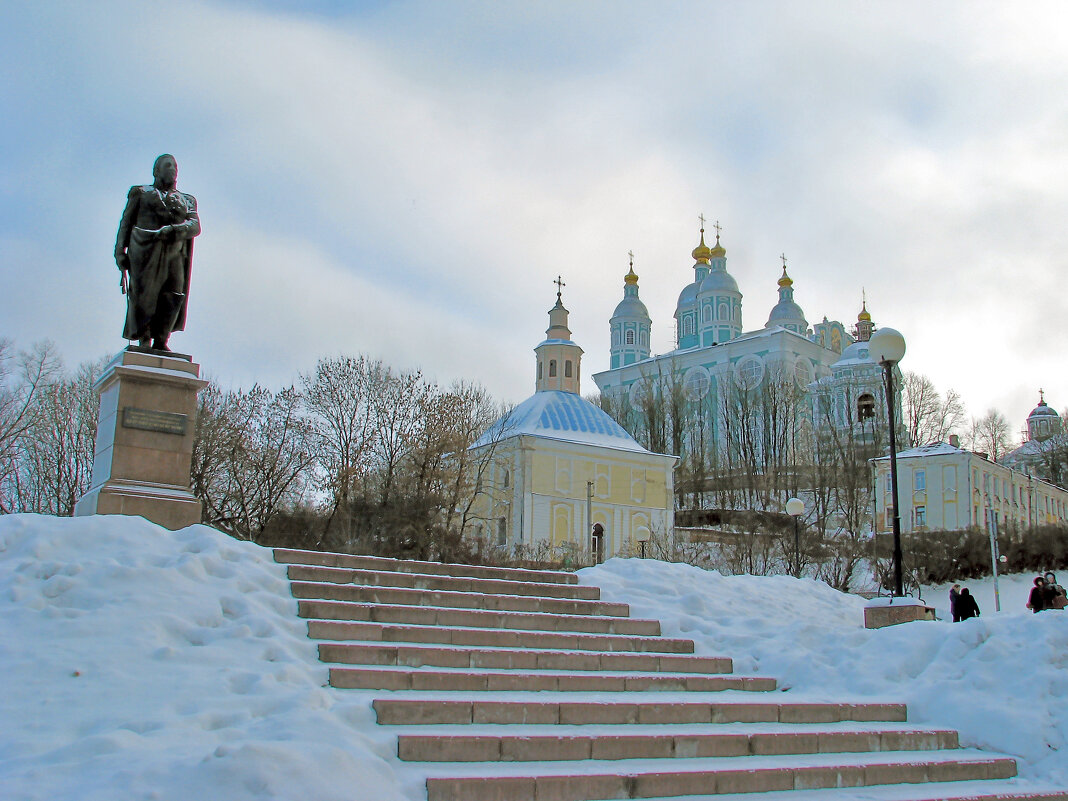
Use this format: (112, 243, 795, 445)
(612, 330, 620, 346)
(502, 469, 510, 488)
(625, 331, 635, 345)
(639, 331, 647, 346)
(684, 317, 694, 336)
(857, 393, 876, 421)
(564, 360, 573, 377)
(549, 360, 557, 377)
(537, 361, 543, 380)
(703, 306, 712, 323)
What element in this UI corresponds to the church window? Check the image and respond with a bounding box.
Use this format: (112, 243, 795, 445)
(719, 303, 729, 320)
(497, 517, 507, 546)
(549, 360, 557, 377)
(565, 360, 573, 377)
(683, 366, 711, 401)
(612, 330, 619, 346)
(684, 317, 694, 336)
(537, 361, 543, 380)
(794, 358, 813, 390)
(857, 394, 876, 421)
(639, 331, 647, 346)
(735, 356, 764, 390)
(703, 306, 712, 323)
(502, 469, 510, 488)
(625, 331, 635, 345)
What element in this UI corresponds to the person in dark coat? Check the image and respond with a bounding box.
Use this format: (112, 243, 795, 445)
(949, 583, 962, 622)
(957, 587, 980, 620)
(1044, 572, 1066, 609)
(1027, 576, 1047, 613)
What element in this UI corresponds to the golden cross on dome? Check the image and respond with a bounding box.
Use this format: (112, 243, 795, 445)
(780, 253, 788, 269)
(628, 250, 634, 267)
(554, 275, 566, 300)
(698, 213, 706, 231)
(713, 220, 722, 239)
(1040, 388, 1046, 403)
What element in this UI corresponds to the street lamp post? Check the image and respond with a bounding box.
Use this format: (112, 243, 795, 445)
(786, 497, 805, 578)
(869, 327, 906, 597)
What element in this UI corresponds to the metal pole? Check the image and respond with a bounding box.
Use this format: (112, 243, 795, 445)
(586, 480, 594, 559)
(640, 540, 646, 559)
(988, 513, 1001, 612)
(793, 517, 800, 578)
(884, 361, 904, 597)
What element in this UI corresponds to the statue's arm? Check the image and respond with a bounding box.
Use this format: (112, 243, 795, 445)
(115, 186, 140, 268)
(172, 194, 201, 240)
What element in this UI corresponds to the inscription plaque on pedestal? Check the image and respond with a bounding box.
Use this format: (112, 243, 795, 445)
(122, 407, 189, 436)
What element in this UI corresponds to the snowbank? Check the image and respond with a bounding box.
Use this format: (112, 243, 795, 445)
(0, 514, 407, 801)
(580, 558, 1068, 786)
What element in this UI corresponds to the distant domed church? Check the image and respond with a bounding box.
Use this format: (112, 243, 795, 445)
(1003, 391, 1067, 486)
(593, 220, 898, 456)
(469, 284, 677, 559)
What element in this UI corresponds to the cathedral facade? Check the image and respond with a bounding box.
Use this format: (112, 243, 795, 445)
(593, 224, 897, 463)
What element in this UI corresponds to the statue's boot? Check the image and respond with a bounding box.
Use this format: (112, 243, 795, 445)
(150, 291, 185, 352)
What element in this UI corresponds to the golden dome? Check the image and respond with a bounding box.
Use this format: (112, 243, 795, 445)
(624, 266, 638, 285)
(858, 301, 871, 323)
(691, 229, 711, 264)
(709, 233, 726, 258)
(777, 265, 793, 288)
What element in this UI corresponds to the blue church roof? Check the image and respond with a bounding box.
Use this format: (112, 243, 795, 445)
(473, 390, 650, 453)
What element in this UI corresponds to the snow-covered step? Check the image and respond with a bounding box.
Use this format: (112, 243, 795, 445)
(286, 563, 600, 599)
(397, 727, 957, 761)
(373, 698, 907, 726)
(274, 547, 579, 584)
(421, 752, 1017, 801)
(297, 599, 661, 635)
(318, 642, 733, 673)
(307, 619, 694, 652)
(291, 581, 629, 616)
(329, 667, 775, 692)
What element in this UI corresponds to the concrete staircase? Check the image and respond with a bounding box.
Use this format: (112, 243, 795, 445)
(275, 548, 1067, 801)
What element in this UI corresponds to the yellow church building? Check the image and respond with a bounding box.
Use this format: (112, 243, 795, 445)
(469, 285, 677, 560)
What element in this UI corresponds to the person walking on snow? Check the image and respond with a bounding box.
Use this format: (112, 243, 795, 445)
(1027, 576, 1048, 613)
(957, 587, 980, 620)
(949, 583, 962, 622)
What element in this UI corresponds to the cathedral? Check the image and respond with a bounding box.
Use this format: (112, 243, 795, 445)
(593, 222, 897, 453)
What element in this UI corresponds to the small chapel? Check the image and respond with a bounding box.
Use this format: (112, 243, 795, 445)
(468, 283, 676, 560)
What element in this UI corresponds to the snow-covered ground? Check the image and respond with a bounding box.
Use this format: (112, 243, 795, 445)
(2, 513, 1065, 799)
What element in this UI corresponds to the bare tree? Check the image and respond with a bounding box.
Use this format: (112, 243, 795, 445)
(0, 339, 61, 513)
(902, 372, 966, 446)
(969, 409, 1013, 461)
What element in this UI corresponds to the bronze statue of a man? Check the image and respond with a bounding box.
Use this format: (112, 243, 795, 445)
(114, 154, 200, 351)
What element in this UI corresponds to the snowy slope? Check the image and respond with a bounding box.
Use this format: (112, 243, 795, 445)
(0, 514, 406, 801)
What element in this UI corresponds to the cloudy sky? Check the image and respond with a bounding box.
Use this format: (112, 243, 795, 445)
(2, 1, 1067, 434)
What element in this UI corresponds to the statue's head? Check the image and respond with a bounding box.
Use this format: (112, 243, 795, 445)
(153, 154, 178, 187)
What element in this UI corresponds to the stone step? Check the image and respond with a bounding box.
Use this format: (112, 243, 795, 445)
(318, 642, 733, 673)
(299, 600, 660, 635)
(423, 756, 1017, 801)
(398, 728, 959, 761)
(373, 699, 908, 726)
(329, 667, 776, 692)
(290, 581, 629, 617)
(307, 620, 695, 653)
(685, 782, 1068, 801)
(274, 547, 578, 584)
(287, 563, 600, 599)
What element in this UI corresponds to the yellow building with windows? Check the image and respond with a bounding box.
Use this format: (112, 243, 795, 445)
(872, 441, 1068, 535)
(469, 287, 677, 559)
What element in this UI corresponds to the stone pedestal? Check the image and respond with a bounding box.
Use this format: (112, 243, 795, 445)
(74, 349, 208, 530)
(863, 598, 937, 629)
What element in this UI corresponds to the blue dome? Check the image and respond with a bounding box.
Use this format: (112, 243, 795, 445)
(612, 296, 649, 320)
(473, 390, 649, 453)
(699, 269, 739, 294)
(677, 281, 699, 308)
(767, 300, 807, 327)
